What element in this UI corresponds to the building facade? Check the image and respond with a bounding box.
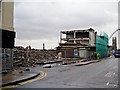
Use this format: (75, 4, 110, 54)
(0, 0, 15, 72)
(57, 28, 109, 60)
(57, 28, 96, 59)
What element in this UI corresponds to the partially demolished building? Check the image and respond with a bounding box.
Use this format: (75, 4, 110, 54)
(57, 28, 108, 59)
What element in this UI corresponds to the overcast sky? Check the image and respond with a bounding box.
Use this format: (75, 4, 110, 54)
(14, 0, 119, 49)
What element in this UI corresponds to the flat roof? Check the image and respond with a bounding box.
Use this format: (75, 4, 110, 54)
(61, 28, 95, 34)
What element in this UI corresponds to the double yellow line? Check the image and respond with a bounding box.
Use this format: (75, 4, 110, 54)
(1, 71, 46, 89)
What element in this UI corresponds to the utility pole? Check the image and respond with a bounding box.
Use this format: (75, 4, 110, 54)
(118, 29, 120, 49)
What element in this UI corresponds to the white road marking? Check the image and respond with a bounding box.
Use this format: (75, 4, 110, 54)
(113, 72, 115, 75)
(105, 72, 112, 77)
(113, 84, 118, 87)
(106, 82, 109, 86)
(105, 71, 115, 77)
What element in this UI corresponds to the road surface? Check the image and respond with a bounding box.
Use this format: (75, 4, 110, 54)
(16, 57, 118, 88)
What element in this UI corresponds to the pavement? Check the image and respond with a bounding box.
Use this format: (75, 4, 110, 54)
(1, 67, 40, 87)
(1, 57, 110, 88)
(65, 60, 99, 67)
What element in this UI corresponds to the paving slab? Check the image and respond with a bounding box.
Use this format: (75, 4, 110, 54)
(65, 60, 99, 67)
(2, 69, 40, 87)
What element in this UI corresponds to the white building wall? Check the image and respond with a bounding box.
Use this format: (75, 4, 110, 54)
(79, 49, 87, 58)
(0, 1, 1, 29)
(1, 0, 14, 72)
(89, 31, 95, 46)
(1, 0, 14, 31)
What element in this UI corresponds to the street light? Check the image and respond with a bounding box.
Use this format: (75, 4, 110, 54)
(108, 29, 120, 50)
(109, 29, 120, 41)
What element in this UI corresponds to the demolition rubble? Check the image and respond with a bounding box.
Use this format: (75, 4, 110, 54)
(13, 46, 57, 67)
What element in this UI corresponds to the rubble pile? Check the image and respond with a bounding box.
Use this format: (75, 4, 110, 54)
(13, 46, 57, 67)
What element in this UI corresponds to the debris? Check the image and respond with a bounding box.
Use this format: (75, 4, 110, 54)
(13, 46, 57, 67)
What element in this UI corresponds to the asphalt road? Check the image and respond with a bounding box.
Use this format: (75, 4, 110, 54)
(17, 57, 118, 88)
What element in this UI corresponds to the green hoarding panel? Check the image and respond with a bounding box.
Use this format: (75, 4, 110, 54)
(96, 32, 109, 58)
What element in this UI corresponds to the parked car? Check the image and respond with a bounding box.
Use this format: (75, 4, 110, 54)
(114, 49, 120, 58)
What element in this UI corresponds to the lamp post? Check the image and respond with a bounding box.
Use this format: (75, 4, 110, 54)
(109, 29, 120, 48)
(109, 29, 120, 41)
(108, 29, 120, 55)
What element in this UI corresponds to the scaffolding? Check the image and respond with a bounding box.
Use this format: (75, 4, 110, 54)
(96, 32, 109, 58)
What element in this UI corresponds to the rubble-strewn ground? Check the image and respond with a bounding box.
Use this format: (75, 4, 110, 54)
(13, 46, 57, 67)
